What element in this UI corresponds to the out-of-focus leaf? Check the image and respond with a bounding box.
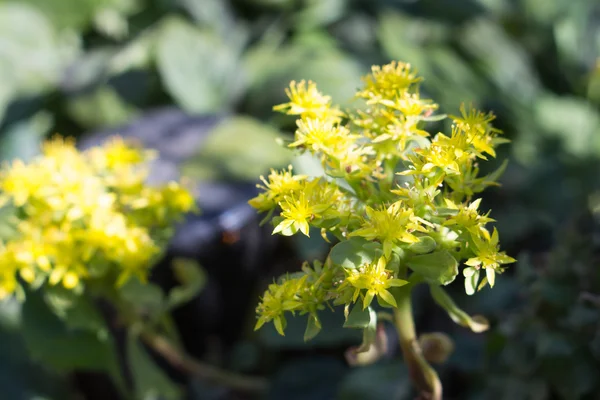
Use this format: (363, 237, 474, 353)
(293, 0, 348, 30)
(534, 94, 600, 157)
(536, 333, 575, 358)
(43, 287, 108, 339)
(377, 10, 446, 73)
(156, 17, 245, 113)
(127, 333, 181, 400)
(0, 309, 73, 400)
(0, 111, 52, 161)
(93, 5, 131, 40)
(166, 258, 207, 310)
(243, 41, 363, 118)
(22, 291, 120, 373)
(118, 278, 165, 317)
(177, 0, 237, 38)
(15, 0, 139, 32)
(540, 355, 596, 400)
(0, 3, 79, 121)
(337, 361, 411, 400)
(66, 86, 139, 129)
(181, 116, 291, 181)
(267, 356, 347, 400)
(459, 17, 541, 104)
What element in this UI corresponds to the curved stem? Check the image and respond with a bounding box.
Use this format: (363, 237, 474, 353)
(393, 287, 442, 400)
(140, 330, 269, 393)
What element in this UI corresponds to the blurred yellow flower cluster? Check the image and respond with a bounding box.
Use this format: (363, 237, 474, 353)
(0, 136, 195, 299)
(250, 61, 515, 337)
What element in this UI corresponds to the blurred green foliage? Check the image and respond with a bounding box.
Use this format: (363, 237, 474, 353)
(0, 0, 599, 399)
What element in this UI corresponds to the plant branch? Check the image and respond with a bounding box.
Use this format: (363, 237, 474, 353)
(140, 330, 269, 393)
(393, 287, 442, 400)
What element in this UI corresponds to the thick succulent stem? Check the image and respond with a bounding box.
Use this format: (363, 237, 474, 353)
(393, 287, 442, 400)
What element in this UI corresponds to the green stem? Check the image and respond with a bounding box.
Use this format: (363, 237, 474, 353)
(393, 287, 442, 400)
(140, 330, 269, 393)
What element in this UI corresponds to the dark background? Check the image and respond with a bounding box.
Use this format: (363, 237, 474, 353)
(0, 0, 599, 399)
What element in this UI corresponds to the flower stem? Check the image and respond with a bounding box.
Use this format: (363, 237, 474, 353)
(393, 286, 442, 400)
(140, 330, 269, 393)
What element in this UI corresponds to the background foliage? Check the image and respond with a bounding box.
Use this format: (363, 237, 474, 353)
(0, 0, 599, 399)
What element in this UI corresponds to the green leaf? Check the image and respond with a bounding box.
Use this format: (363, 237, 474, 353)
(0, 111, 52, 162)
(181, 116, 291, 182)
(337, 361, 411, 400)
(118, 278, 165, 317)
(304, 313, 321, 342)
(459, 17, 541, 105)
(44, 287, 108, 338)
(330, 238, 380, 270)
(355, 308, 377, 353)
(293, 0, 347, 30)
(166, 258, 207, 310)
(243, 42, 363, 119)
(406, 250, 459, 285)
(66, 86, 139, 129)
(343, 305, 372, 329)
(22, 291, 120, 373)
(534, 95, 600, 158)
(156, 17, 244, 113)
(429, 285, 489, 333)
(127, 333, 181, 400)
(408, 236, 437, 254)
(0, 3, 78, 121)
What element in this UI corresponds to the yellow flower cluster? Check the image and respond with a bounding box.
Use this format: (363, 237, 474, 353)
(338, 257, 407, 309)
(250, 61, 515, 337)
(0, 136, 195, 300)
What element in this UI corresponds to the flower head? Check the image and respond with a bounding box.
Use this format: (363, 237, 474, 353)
(248, 166, 307, 212)
(0, 136, 195, 298)
(358, 61, 422, 101)
(340, 257, 408, 309)
(255, 275, 308, 335)
(273, 80, 343, 121)
(350, 202, 429, 258)
(465, 228, 516, 287)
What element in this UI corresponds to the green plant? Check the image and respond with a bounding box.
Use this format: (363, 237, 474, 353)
(249, 61, 516, 399)
(0, 136, 266, 398)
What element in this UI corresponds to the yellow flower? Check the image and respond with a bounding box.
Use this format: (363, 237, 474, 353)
(450, 104, 506, 158)
(273, 80, 343, 121)
(255, 275, 308, 335)
(358, 61, 422, 101)
(273, 192, 315, 237)
(89, 136, 153, 170)
(465, 228, 516, 287)
(0, 135, 195, 296)
(248, 166, 307, 212)
(350, 202, 429, 258)
(442, 198, 495, 237)
(341, 257, 407, 309)
(391, 178, 440, 209)
(290, 118, 352, 155)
